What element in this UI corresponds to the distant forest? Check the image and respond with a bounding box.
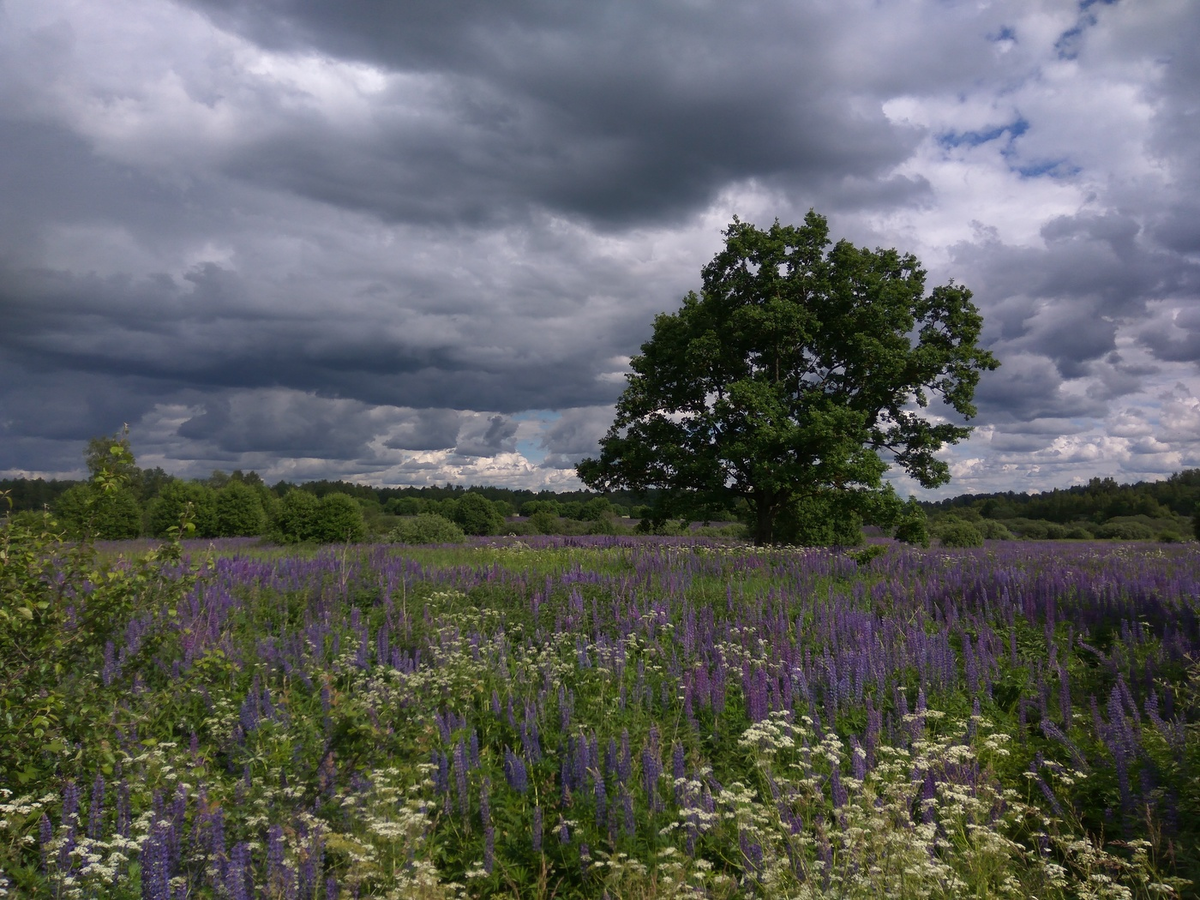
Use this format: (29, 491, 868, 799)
(3, 466, 1200, 543)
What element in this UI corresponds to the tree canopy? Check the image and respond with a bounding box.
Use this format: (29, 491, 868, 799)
(577, 212, 999, 545)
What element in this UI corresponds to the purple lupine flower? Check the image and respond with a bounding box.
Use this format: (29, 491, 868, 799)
(39, 813, 52, 872)
(454, 740, 469, 816)
(504, 748, 529, 794)
(622, 786, 635, 837)
(88, 773, 105, 841)
(618, 730, 632, 784)
(61, 780, 81, 827)
(227, 841, 252, 900)
(477, 822, 493, 875)
(141, 819, 171, 900)
(594, 771, 607, 829)
(480, 777, 491, 828)
(267, 824, 286, 887)
(117, 779, 131, 838)
(558, 817, 570, 845)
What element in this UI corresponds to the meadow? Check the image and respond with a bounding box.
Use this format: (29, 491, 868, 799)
(1, 532, 1197, 899)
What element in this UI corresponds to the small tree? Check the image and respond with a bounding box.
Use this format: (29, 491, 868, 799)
(314, 493, 366, 543)
(578, 212, 997, 545)
(148, 481, 218, 538)
(273, 490, 321, 543)
(214, 480, 268, 537)
(453, 492, 505, 536)
(893, 497, 930, 548)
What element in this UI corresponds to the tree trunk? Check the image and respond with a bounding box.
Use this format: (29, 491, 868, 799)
(753, 499, 775, 546)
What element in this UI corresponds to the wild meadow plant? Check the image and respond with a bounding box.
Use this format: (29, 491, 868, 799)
(0, 528, 1196, 898)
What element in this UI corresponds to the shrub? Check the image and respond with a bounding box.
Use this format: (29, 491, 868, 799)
(528, 509, 561, 535)
(314, 493, 366, 543)
(978, 519, 1014, 540)
(390, 514, 466, 544)
(147, 481, 217, 538)
(213, 480, 268, 537)
(453, 492, 505, 536)
(1096, 520, 1155, 540)
(272, 490, 321, 543)
(938, 521, 984, 548)
(56, 484, 143, 540)
(893, 498, 930, 547)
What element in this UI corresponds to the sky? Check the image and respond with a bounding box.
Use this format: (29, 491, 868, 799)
(2, 0, 1198, 498)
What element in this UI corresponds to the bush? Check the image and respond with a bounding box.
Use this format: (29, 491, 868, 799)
(272, 490, 321, 543)
(772, 494, 863, 547)
(453, 492, 505, 536)
(57, 484, 143, 540)
(213, 480, 268, 537)
(1096, 520, 1155, 540)
(148, 481, 217, 538)
(390, 514, 466, 544)
(893, 498, 930, 548)
(528, 509, 561, 535)
(978, 519, 1014, 540)
(938, 521, 984, 548)
(521, 500, 560, 517)
(314, 493, 366, 543)
(385, 497, 423, 516)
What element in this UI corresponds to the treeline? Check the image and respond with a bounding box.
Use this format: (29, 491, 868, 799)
(924, 471, 1200, 543)
(0, 433, 671, 543)
(5, 432, 1200, 544)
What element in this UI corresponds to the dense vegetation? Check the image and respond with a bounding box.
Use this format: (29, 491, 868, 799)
(6, 449, 1200, 547)
(0, 445, 1196, 897)
(2, 502, 1197, 897)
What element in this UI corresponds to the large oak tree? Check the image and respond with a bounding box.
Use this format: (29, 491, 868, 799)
(577, 212, 998, 545)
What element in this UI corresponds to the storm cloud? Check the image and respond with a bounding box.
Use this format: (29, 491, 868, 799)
(2, 0, 1199, 496)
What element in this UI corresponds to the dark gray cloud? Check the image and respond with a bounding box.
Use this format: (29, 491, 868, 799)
(1, 0, 1199, 497)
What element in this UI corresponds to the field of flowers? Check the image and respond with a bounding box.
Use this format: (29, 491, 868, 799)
(1, 534, 1198, 898)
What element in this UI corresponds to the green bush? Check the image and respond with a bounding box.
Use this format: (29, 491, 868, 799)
(390, 514, 466, 544)
(893, 498, 930, 548)
(978, 519, 1014, 540)
(314, 493, 366, 543)
(452, 492, 505, 536)
(772, 494, 863, 547)
(272, 490, 321, 543)
(1096, 520, 1155, 540)
(938, 521, 984, 548)
(56, 484, 143, 540)
(213, 480, 268, 536)
(147, 480, 217, 538)
(528, 509, 561, 534)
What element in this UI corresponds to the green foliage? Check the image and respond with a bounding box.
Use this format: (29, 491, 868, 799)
(978, 519, 1014, 540)
(579, 496, 614, 522)
(55, 483, 143, 539)
(385, 496, 424, 516)
(314, 493, 367, 543)
(938, 521, 985, 548)
(272, 489, 321, 543)
(389, 513, 466, 544)
(1194, 502, 1200, 540)
(520, 499, 560, 517)
(214, 479, 268, 536)
(893, 497, 931, 547)
(578, 211, 998, 544)
(147, 480, 218, 538)
(1096, 520, 1156, 540)
(527, 509, 561, 534)
(0, 442, 198, 788)
(452, 491, 505, 536)
(772, 492, 864, 546)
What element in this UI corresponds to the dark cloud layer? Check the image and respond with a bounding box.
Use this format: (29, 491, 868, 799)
(1, 0, 1199, 494)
